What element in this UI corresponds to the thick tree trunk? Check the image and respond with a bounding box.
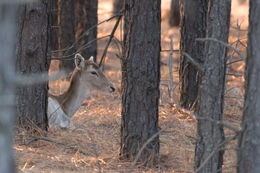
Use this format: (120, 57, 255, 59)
(169, 0, 180, 27)
(120, 0, 161, 165)
(0, 3, 18, 173)
(16, 1, 50, 130)
(179, 0, 208, 109)
(194, 0, 231, 173)
(113, 0, 124, 15)
(58, 0, 76, 73)
(75, 0, 97, 61)
(238, 1, 260, 172)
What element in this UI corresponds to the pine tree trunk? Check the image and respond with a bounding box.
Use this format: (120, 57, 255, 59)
(179, 0, 208, 109)
(16, 1, 50, 130)
(58, 0, 76, 73)
(238, 1, 260, 172)
(0, 3, 18, 173)
(194, 0, 231, 173)
(169, 0, 180, 27)
(75, 0, 98, 61)
(120, 0, 161, 165)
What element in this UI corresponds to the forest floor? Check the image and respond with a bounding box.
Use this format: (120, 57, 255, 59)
(15, 0, 248, 172)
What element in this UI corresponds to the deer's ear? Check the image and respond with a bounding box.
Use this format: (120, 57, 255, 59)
(74, 53, 85, 70)
(89, 56, 94, 62)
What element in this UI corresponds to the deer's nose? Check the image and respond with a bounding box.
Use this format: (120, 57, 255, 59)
(110, 86, 115, 93)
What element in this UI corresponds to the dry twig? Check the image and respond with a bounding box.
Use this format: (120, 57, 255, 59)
(194, 134, 238, 173)
(50, 35, 111, 60)
(51, 13, 122, 54)
(182, 52, 204, 72)
(99, 14, 123, 66)
(196, 37, 246, 60)
(132, 129, 164, 166)
(171, 103, 241, 133)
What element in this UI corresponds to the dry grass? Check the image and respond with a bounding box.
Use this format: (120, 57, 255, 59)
(15, 0, 248, 172)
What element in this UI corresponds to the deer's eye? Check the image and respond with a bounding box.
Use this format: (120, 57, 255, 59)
(90, 71, 98, 76)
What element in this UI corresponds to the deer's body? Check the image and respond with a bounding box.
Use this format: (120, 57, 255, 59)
(48, 54, 115, 129)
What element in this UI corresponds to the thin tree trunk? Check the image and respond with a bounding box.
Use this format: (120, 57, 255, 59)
(113, 0, 124, 15)
(238, 0, 247, 4)
(50, 0, 58, 52)
(179, 0, 208, 109)
(169, 0, 180, 27)
(120, 0, 161, 165)
(16, 1, 50, 130)
(194, 0, 231, 173)
(238, 1, 260, 172)
(0, 3, 18, 173)
(58, 0, 75, 73)
(75, 0, 98, 61)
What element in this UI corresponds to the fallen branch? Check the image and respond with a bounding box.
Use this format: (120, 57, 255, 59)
(27, 135, 91, 156)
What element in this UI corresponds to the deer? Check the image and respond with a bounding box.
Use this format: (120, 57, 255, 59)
(48, 53, 115, 129)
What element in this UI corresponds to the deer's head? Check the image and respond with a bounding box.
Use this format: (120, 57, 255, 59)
(74, 54, 115, 93)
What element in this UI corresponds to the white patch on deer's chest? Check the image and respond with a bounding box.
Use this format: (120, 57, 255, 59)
(48, 97, 70, 128)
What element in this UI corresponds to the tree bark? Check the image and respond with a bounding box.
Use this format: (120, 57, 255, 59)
(113, 0, 124, 15)
(50, 0, 58, 52)
(16, 1, 50, 130)
(179, 0, 208, 109)
(75, 0, 98, 61)
(238, 1, 260, 172)
(120, 0, 161, 165)
(0, 3, 18, 173)
(169, 0, 180, 27)
(194, 0, 231, 173)
(58, 0, 76, 73)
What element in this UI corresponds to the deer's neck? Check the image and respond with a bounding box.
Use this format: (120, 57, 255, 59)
(56, 70, 92, 117)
